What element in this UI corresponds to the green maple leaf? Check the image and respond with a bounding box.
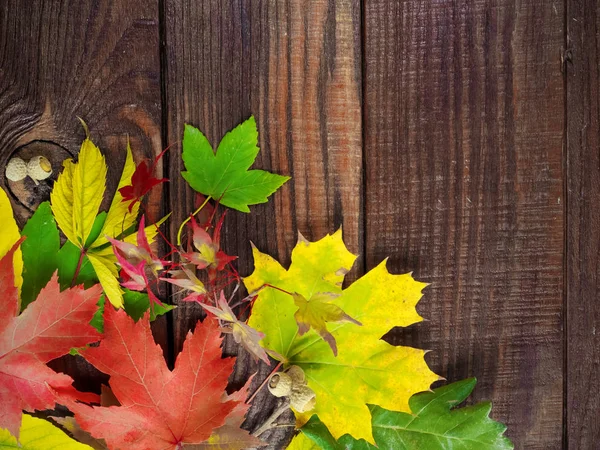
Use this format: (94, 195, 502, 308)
(289, 378, 513, 450)
(244, 230, 440, 443)
(182, 116, 290, 212)
(20, 202, 60, 310)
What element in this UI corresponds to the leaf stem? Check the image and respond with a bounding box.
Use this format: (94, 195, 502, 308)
(71, 248, 86, 288)
(176, 195, 212, 246)
(264, 283, 294, 296)
(251, 400, 291, 437)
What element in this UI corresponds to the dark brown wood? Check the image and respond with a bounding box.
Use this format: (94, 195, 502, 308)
(364, 1, 565, 448)
(566, 0, 600, 447)
(10, 1, 600, 448)
(163, 0, 363, 445)
(0, 0, 165, 390)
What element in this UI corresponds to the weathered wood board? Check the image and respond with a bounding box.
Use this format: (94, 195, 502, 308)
(1, 0, 600, 448)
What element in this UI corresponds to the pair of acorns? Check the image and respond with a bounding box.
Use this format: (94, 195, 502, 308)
(268, 365, 316, 413)
(5, 156, 53, 185)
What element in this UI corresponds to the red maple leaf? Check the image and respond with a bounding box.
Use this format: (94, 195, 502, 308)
(0, 241, 102, 437)
(119, 148, 168, 212)
(67, 306, 252, 449)
(194, 374, 266, 449)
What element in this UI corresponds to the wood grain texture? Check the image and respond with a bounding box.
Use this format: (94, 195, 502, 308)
(0, 0, 165, 390)
(566, 0, 600, 447)
(162, 0, 362, 445)
(364, 1, 564, 448)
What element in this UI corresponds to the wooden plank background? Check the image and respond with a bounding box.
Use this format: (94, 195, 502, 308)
(0, 0, 597, 448)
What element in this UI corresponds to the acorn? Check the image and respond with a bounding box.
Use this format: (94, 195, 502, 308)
(290, 384, 316, 413)
(286, 365, 306, 385)
(268, 372, 293, 397)
(26, 156, 53, 185)
(5, 157, 27, 182)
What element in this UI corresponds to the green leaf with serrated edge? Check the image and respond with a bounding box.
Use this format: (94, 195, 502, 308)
(291, 379, 513, 450)
(89, 291, 175, 333)
(83, 212, 107, 249)
(20, 202, 60, 310)
(90, 296, 106, 333)
(56, 241, 97, 290)
(182, 116, 290, 212)
(122, 290, 175, 321)
(57, 212, 108, 290)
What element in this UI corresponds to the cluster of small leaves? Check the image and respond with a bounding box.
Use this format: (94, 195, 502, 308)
(0, 117, 288, 449)
(0, 116, 512, 450)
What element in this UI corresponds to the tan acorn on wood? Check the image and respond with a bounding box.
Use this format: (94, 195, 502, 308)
(5, 156, 52, 185)
(267, 365, 316, 413)
(268, 372, 293, 397)
(5, 157, 28, 182)
(27, 156, 53, 185)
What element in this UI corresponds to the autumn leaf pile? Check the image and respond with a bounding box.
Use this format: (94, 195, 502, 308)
(0, 117, 513, 449)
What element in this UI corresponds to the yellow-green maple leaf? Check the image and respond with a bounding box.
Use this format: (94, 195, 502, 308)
(287, 432, 321, 450)
(0, 187, 23, 294)
(0, 414, 92, 449)
(244, 230, 440, 443)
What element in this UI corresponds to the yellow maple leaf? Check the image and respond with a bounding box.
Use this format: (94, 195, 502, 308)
(0, 187, 23, 294)
(0, 414, 92, 449)
(245, 230, 440, 443)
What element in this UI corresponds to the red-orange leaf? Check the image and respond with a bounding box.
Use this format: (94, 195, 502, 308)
(68, 306, 246, 449)
(0, 241, 102, 437)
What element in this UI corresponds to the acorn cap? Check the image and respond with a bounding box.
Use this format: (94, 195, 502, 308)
(27, 156, 53, 185)
(5, 157, 27, 182)
(268, 372, 293, 397)
(286, 365, 307, 385)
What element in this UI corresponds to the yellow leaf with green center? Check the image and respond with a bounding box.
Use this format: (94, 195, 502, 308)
(50, 159, 77, 245)
(0, 414, 92, 449)
(88, 253, 124, 308)
(0, 188, 22, 294)
(50, 136, 108, 249)
(245, 230, 440, 443)
(72, 138, 107, 247)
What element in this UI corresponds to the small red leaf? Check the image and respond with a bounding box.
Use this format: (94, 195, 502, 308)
(119, 150, 168, 212)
